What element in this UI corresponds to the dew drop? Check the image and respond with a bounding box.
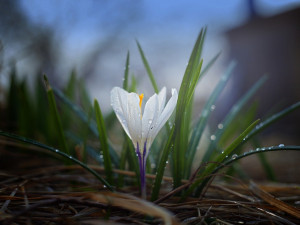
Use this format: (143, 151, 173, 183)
(221, 151, 224, 154)
(210, 105, 216, 111)
(218, 123, 223, 129)
(69, 156, 73, 159)
(232, 154, 238, 159)
(210, 135, 216, 141)
(278, 144, 285, 148)
(202, 110, 208, 117)
(148, 119, 153, 124)
(55, 149, 59, 152)
(103, 185, 107, 188)
(256, 148, 259, 151)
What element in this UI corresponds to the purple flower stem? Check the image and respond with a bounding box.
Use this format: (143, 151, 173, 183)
(136, 142, 147, 199)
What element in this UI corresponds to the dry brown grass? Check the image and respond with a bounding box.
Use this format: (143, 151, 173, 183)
(1, 140, 300, 224)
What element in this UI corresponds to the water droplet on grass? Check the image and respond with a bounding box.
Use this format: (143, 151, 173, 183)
(278, 144, 285, 147)
(218, 123, 223, 129)
(210, 135, 216, 141)
(210, 105, 216, 111)
(231, 154, 238, 159)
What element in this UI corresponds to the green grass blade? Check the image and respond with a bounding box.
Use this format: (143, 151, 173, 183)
(185, 61, 236, 178)
(126, 136, 141, 187)
(0, 130, 113, 191)
(64, 69, 77, 101)
(136, 41, 159, 93)
(123, 51, 130, 90)
(151, 126, 175, 201)
(205, 145, 300, 188)
(184, 119, 260, 198)
(52, 87, 120, 166)
(199, 52, 221, 78)
(94, 99, 113, 184)
(43, 75, 69, 157)
(202, 75, 267, 163)
(172, 28, 206, 189)
(245, 101, 300, 142)
(118, 139, 128, 187)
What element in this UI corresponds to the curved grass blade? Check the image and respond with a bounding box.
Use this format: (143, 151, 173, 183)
(52, 87, 119, 166)
(244, 101, 300, 142)
(200, 145, 300, 195)
(94, 99, 113, 184)
(43, 75, 69, 157)
(202, 75, 267, 163)
(185, 61, 236, 178)
(136, 41, 159, 93)
(0, 130, 113, 191)
(151, 126, 175, 201)
(183, 119, 260, 198)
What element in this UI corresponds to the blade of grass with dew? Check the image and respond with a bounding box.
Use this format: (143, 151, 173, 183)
(204, 145, 300, 193)
(43, 75, 69, 158)
(252, 138, 276, 181)
(136, 41, 159, 93)
(172, 28, 205, 189)
(218, 101, 258, 150)
(244, 101, 300, 142)
(202, 75, 267, 163)
(0, 130, 113, 191)
(52, 87, 120, 166)
(185, 61, 236, 178)
(94, 99, 113, 184)
(151, 126, 175, 201)
(183, 119, 260, 198)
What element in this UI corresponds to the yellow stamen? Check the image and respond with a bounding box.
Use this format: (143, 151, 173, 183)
(139, 93, 144, 110)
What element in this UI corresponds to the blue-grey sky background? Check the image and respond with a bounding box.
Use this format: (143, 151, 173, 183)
(2, 0, 300, 111)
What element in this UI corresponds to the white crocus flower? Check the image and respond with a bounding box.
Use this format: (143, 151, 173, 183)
(111, 86, 178, 198)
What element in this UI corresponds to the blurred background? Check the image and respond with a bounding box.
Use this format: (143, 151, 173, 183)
(0, 0, 300, 181)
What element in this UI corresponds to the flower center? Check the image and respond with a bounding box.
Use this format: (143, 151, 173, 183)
(139, 93, 144, 118)
(139, 93, 144, 110)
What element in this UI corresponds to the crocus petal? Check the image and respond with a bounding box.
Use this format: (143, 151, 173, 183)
(126, 92, 142, 148)
(151, 88, 178, 139)
(142, 93, 159, 151)
(157, 87, 166, 115)
(111, 87, 131, 139)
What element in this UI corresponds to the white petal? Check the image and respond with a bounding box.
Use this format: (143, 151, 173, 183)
(151, 88, 178, 139)
(142, 93, 159, 150)
(126, 92, 142, 148)
(157, 87, 166, 114)
(110, 87, 131, 139)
